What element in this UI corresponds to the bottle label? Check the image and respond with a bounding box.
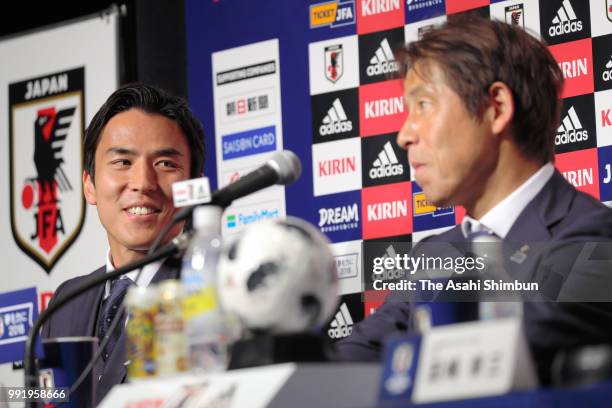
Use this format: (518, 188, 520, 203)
(183, 286, 218, 319)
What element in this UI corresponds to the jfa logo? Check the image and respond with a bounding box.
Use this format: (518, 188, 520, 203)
(9, 68, 86, 273)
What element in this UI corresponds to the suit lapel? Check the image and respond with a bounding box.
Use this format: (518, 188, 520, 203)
(82, 267, 107, 337)
(503, 171, 576, 285)
(150, 255, 182, 283)
(506, 170, 575, 243)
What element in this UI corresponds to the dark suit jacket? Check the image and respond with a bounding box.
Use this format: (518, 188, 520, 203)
(336, 171, 612, 384)
(41, 255, 182, 404)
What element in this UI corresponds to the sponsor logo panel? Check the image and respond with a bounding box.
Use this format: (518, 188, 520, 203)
(540, 0, 590, 45)
(221, 125, 277, 160)
(359, 79, 406, 136)
(455, 205, 467, 226)
(405, 0, 446, 24)
(312, 138, 362, 196)
(362, 182, 412, 239)
(356, 0, 405, 34)
(310, 0, 356, 29)
(598, 145, 612, 202)
(555, 94, 596, 154)
(556, 148, 600, 199)
(223, 200, 282, 235)
(595, 89, 612, 147)
(314, 190, 362, 242)
(311, 88, 359, 143)
(361, 133, 410, 187)
(309, 36, 360, 95)
(412, 226, 455, 244)
(363, 240, 412, 291)
(549, 38, 594, 98)
(211, 40, 284, 211)
(588, 0, 612, 37)
(412, 183, 456, 232)
(9, 68, 86, 273)
(404, 15, 447, 43)
(331, 240, 363, 295)
(591, 33, 612, 92)
(445, 0, 490, 15)
(358, 28, 405, 85)
(490, 1, 541, 37)
(219, 88, 274, 123)
(363, 290, 390, 317)
(0, 288, 38, 363)
(324, 293, 364, 340)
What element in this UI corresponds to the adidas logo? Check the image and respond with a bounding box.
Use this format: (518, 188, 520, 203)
(556, 106, 588, 145)
(548, 0, 582, 37)
(328, 302, 354, 339)
(366, 38, 400, 77)
(603, 57, 612, 82)
(319, 98, 353, 136)
(371, 245, 405, 282)
(369, 141, 404, 179)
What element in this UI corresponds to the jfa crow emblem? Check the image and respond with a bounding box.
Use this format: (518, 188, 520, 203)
(9, 68, 86, 273)
(325, 44, 344, 83)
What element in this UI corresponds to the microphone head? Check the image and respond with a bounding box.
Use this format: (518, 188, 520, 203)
(268, 150, 302, 185)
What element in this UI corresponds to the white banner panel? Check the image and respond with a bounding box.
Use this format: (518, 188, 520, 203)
(0, 11, 119, 386)
(211, 39, 286, 236)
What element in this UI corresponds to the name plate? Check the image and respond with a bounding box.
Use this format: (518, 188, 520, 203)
(413, 318, 537, 403)
(379, 318, 538, 403)
(172, 177, 212, 207)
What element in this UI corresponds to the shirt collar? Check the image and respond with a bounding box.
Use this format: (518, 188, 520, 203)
(460, 163, 555, 239)
(104, 249, 165, 300)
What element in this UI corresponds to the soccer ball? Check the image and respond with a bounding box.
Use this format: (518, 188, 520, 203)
(217, 217, 339, 334)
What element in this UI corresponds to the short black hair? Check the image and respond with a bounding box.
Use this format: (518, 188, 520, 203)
(84, 83, 205, 181)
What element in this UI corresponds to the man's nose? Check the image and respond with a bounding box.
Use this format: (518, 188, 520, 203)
(129, 161, 157, 193)
(396, 114, 416, 150)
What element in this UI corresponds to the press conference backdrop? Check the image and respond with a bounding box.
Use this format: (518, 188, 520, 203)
(186, 0, 612, 343)
(0, 12, 118, 386)
(0, 0, 610, 392)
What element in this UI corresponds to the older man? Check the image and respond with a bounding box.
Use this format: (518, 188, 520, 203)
(337, 16, 612, 385)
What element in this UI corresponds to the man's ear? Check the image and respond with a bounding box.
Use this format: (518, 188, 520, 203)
(83, 171, 97, 205)
(487, 81, 514, 135)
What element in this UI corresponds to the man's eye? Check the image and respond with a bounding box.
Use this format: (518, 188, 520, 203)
(157, 160, 177, 168)
(112, 159, 131, 166)
(418, 100, 430, 109)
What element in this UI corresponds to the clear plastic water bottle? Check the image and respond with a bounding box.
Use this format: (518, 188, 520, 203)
(181, 205, 230, 372)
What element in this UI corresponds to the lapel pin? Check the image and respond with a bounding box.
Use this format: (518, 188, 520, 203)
(510, 245, 529, 264)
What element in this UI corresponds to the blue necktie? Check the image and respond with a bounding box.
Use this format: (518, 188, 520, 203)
(97, 278, 134, 361)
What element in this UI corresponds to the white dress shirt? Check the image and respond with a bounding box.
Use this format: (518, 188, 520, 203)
(460, 163, 555, 239)
(103, 249, 164, 300)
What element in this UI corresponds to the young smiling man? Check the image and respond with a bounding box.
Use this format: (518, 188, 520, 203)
(337, 16, 612, 385)
(42, 83, 205, 402)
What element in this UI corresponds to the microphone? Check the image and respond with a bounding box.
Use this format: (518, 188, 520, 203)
(173, 150, 302, 222)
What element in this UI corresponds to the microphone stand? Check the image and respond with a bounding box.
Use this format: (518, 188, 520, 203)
(23, 242, 177, 407)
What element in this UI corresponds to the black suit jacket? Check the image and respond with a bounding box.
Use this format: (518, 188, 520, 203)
(337, 171, 612, 384)
(41, 255, 182, 404)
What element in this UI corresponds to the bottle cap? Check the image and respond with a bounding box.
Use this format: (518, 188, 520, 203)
(193, 205, 223, 232)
